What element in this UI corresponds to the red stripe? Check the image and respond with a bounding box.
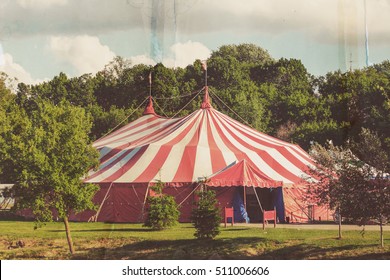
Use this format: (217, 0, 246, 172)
(103, 145, 149, 182)
(134, 145, 172, 182)
(217, 111, 313, 163)
(96, 117, 173, 148)
(171, 112, 206, 182)
(95, 115, 159, 146)
(212, 111, 303, 183)
(86, 148, 137, 181)
(130, 111, 200, 150)
(208, 112, 253, 166)
(98, 114, 196, 164)
(218, 112, 312, 170)
(98, 111, 201, 177)
(134, 114, 201, 183)
(206, 112, 227, 173)
(209, 111, 299, 183)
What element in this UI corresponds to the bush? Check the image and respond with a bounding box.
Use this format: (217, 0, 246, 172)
(191, 189, 222, 239)
(144, 181, 179, 230)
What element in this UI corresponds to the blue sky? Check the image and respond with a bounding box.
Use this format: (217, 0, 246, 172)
(1, 0, 389, 84)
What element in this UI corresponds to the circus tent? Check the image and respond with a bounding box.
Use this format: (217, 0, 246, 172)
(74, 87, 328, 223)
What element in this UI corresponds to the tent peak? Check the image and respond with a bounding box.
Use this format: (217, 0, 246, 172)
(201, 86, 212, 109)
(143, 96, 156, 115)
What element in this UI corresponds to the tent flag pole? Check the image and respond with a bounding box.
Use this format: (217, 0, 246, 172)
(90, 182, 113, 222)
(201, 60, 207, 87)
(253, 186, 263, 213)
(149, 71, 152, 97)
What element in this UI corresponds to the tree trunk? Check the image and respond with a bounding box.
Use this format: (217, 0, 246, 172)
(63, 216, 75, 254)
(380, 220, 384, 248)
(338, 207, 342, 239)
(338, 215, 342, 239)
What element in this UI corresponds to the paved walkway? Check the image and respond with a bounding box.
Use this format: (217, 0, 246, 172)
(230, 223, 390, 231)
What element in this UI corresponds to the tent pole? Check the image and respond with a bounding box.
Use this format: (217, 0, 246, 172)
(141, 184, 151, 222)
(243, 186, 247, 212)
(253, 186, 263, 212)
(178, 183, 201, 207)
(90, 182, 113, 222)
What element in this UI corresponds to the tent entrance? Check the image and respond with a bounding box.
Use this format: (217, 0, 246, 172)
(245, 187, 285, 223)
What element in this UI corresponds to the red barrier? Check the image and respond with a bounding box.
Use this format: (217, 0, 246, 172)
(224, 207, 234, 228)
(263, 207, 276, 230)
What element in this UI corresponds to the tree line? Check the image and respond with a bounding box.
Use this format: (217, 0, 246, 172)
(2, 43, 389, 153)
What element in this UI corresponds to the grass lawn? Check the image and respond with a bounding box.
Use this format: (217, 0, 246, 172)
(0, 221, 389, 260)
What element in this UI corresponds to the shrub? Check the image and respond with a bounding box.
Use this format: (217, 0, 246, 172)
(144, 180, 179, 230)
(191, 189, 221, 239)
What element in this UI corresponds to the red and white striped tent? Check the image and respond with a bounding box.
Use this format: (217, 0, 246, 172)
(75, 87, 328, 223)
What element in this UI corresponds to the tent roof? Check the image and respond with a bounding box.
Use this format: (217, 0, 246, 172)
(86, 88, 314, 187)
(206, 159, 282, 187)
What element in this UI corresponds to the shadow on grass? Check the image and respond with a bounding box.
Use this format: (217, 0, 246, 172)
(72, 237, 266, 260)
(223, 228, 250, 232)
(259, 243, 386, 260)
(49, 228, 153, 233)
(72, 236, 390, 260)
(343, 251, 390, 259)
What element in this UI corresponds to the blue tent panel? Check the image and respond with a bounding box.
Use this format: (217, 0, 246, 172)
(272, 187, 285, 222)
(233, 187, 250, 223)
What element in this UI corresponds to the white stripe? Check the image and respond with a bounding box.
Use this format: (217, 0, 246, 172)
(207, 111, 237, 168)
(212, 113, 293, 183)
(115, 145, 160, 182)
(85, 147, 141, 183)
(93, 115, 155, 147)
(214, 112, 308, 179)
(216, 110, 296, 147)
(118, 111, 203, 183)
(95, 118, 177, 159)
(98, 149, 128, 170)
(192, 111, 213, 181)
(216, 110, 313, 165)
(95, 117, 176, 149)
(155, 111, 204, 182)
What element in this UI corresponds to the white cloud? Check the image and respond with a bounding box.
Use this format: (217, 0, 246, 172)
(168, 41, 211, 68)
(129, 55, 156, 66)
(0, 44, 4, 66)
(128, 41, 211, 69)
(17, 0, 67, 9)
(49, 35, 116, 75)
(2, 0, 390, 46)
(0, 52, 43, 84)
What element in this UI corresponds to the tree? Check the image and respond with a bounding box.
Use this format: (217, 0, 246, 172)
(144, 180, 179, 230)
(308, 129, 390, 246)
(0, 99, 99, 254)
(317, 65, 390, 151)
(349, 128, 390, 247)
(191, 188, 221, 240)
(211, 43, 274, 66)
(308, 141, 346, 239)
(250, 57, 335, 148)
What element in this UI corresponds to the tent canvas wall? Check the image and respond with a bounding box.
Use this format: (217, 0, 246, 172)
(75, 88, 330, 223)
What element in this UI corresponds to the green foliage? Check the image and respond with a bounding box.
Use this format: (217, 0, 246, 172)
(191, 188, 222, 240)
(3, 45, 390, 155)
(0, 99, 99, 222)
(144, 180, 179, 230)
(211, 43, 274, 66)
(308, 129, 390, 246)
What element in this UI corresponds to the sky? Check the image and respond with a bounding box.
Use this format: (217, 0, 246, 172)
(0, 0, 390, 85)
